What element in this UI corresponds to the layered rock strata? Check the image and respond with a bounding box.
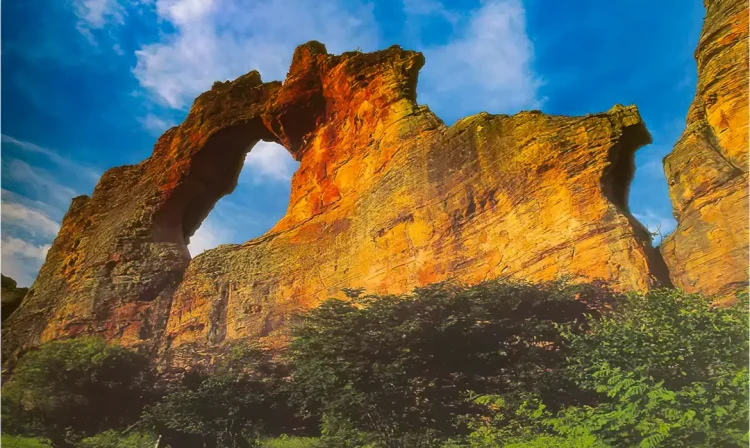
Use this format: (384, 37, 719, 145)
(660, 0, 749, 300)
(3, 42, 670, 370)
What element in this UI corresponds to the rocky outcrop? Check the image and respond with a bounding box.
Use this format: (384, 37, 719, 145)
(1, 275, 28, 322)
(3, 42, 669, 370)
(660, 0, 748, 300)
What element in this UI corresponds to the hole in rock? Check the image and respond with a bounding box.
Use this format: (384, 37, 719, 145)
(629, 145, 678, 247)
(186, 141, 299, 257)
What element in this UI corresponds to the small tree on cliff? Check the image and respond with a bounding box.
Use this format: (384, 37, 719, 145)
(2, 337, 154, 447)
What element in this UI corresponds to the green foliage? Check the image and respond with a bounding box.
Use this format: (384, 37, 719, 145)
(141, 344, 300, 448)
(78, 430, 157, 448)
(3, 282, 744, 448)
(1, 337, 153, 446)
(550, 288, 750, 447)
(463, 287, 749, 448)
(289, 279, 613, 446)
(260, 435, 320, 448)
(0, 434, 52, 448)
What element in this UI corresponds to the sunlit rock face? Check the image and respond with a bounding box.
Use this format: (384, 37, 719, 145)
(660, 0, 749, 301)
(0, 40, 677, 372)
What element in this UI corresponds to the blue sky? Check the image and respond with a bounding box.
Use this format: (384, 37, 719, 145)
(1, 0, 704, 286)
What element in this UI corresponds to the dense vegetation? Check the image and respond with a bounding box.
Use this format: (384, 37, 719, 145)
(2, 279, 747, 447)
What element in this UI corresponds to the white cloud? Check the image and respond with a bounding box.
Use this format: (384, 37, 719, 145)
(1, 236, 51, 261)
(1, 189, 61, 220)
(187, 217, 230, 256)
(156, 0, 215, 23)
(417, 0, 542, 121)
(243, 141, 298, 183)
(402, 0, 458, 23)
(138, 113, 176, 135)
(1, 136, 96, 285)
(72, 0, 127, 44)
(1, 235, 51, 287)
(634, 209, 676, 245)
(2, 135, 101, 184)
(132, 0, 379, 109)
(73, 0, 127, 29)
(3, 159, 79, 212)
(2, 202, 61, 239)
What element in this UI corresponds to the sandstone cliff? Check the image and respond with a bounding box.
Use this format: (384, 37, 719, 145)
(660, 0, 749, 300)
(2, 41, 670, 370)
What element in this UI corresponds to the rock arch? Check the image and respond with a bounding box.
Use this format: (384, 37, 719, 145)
(3, 42, 671, 371)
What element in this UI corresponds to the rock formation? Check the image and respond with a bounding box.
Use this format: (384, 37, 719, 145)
(2, 42, 670, 370)
(660, 0, 748, 300)
(7, 0, 747, 370)
(1, 275, 28, 322)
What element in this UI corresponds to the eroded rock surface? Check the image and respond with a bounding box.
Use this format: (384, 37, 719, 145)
(661, 0, 749, 300)
(3, 42, 668, 370)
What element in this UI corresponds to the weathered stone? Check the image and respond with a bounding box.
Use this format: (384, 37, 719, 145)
(1, 275, 28, 322)
(3, 42, 669, 370)
(660, 0, 749, 300)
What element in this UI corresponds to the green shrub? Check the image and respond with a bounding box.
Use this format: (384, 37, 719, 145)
(78, 430, 157, 448)
(553, 288, 749, 447)
(0, 434, 52, 448)
(464, 288, 749, 448)
(289, 279, 614, 446)
(141, 344, 300, 448)
(260, 435, 320, 447)
(1, 337, 153, 446)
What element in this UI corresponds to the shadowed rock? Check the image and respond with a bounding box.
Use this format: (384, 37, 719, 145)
(1, 275, 28, 322)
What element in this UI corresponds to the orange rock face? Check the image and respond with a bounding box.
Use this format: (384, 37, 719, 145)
(2, 42, 671, 370)
(660, 0, 749, 300)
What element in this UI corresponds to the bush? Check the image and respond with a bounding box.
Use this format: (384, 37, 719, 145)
(0, 434, 52, 448)
(289, 279, 614, 446)
(1, 337, 153, 446)
(78, 430, 157, 448)
(260, 435, 320, 447)
(141, 344, 301, 448)
(465, 288, 749, 447)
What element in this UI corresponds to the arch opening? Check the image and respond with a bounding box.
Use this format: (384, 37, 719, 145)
(185, 138, 300, 257)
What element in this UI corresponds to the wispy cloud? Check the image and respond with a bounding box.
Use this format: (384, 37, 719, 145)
(1, 235, 52, 287)
(73, 0, 126, 30)
(1, 188, 61, 220)
(1, 136, 96, 286)
(2, 135, 101, 183)
(187, 217, 232, 256)
(138, 113, 177, 136)
(2, 202, 61, 239)
(416, 0, 542, 121)
(1, 186, 64, 286)
(132, 0, 379, 109)
(243, 141, 298, 183)
(402, 0, 459, 24)
(3, 159, 79, 212)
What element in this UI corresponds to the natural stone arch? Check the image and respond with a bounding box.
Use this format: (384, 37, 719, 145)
(1, 43, 329, 362)
(4, 41, 672, 372)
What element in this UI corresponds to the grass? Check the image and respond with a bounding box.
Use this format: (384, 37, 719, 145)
(0, 435, 52, 447)
(260, 436, 320, 448)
